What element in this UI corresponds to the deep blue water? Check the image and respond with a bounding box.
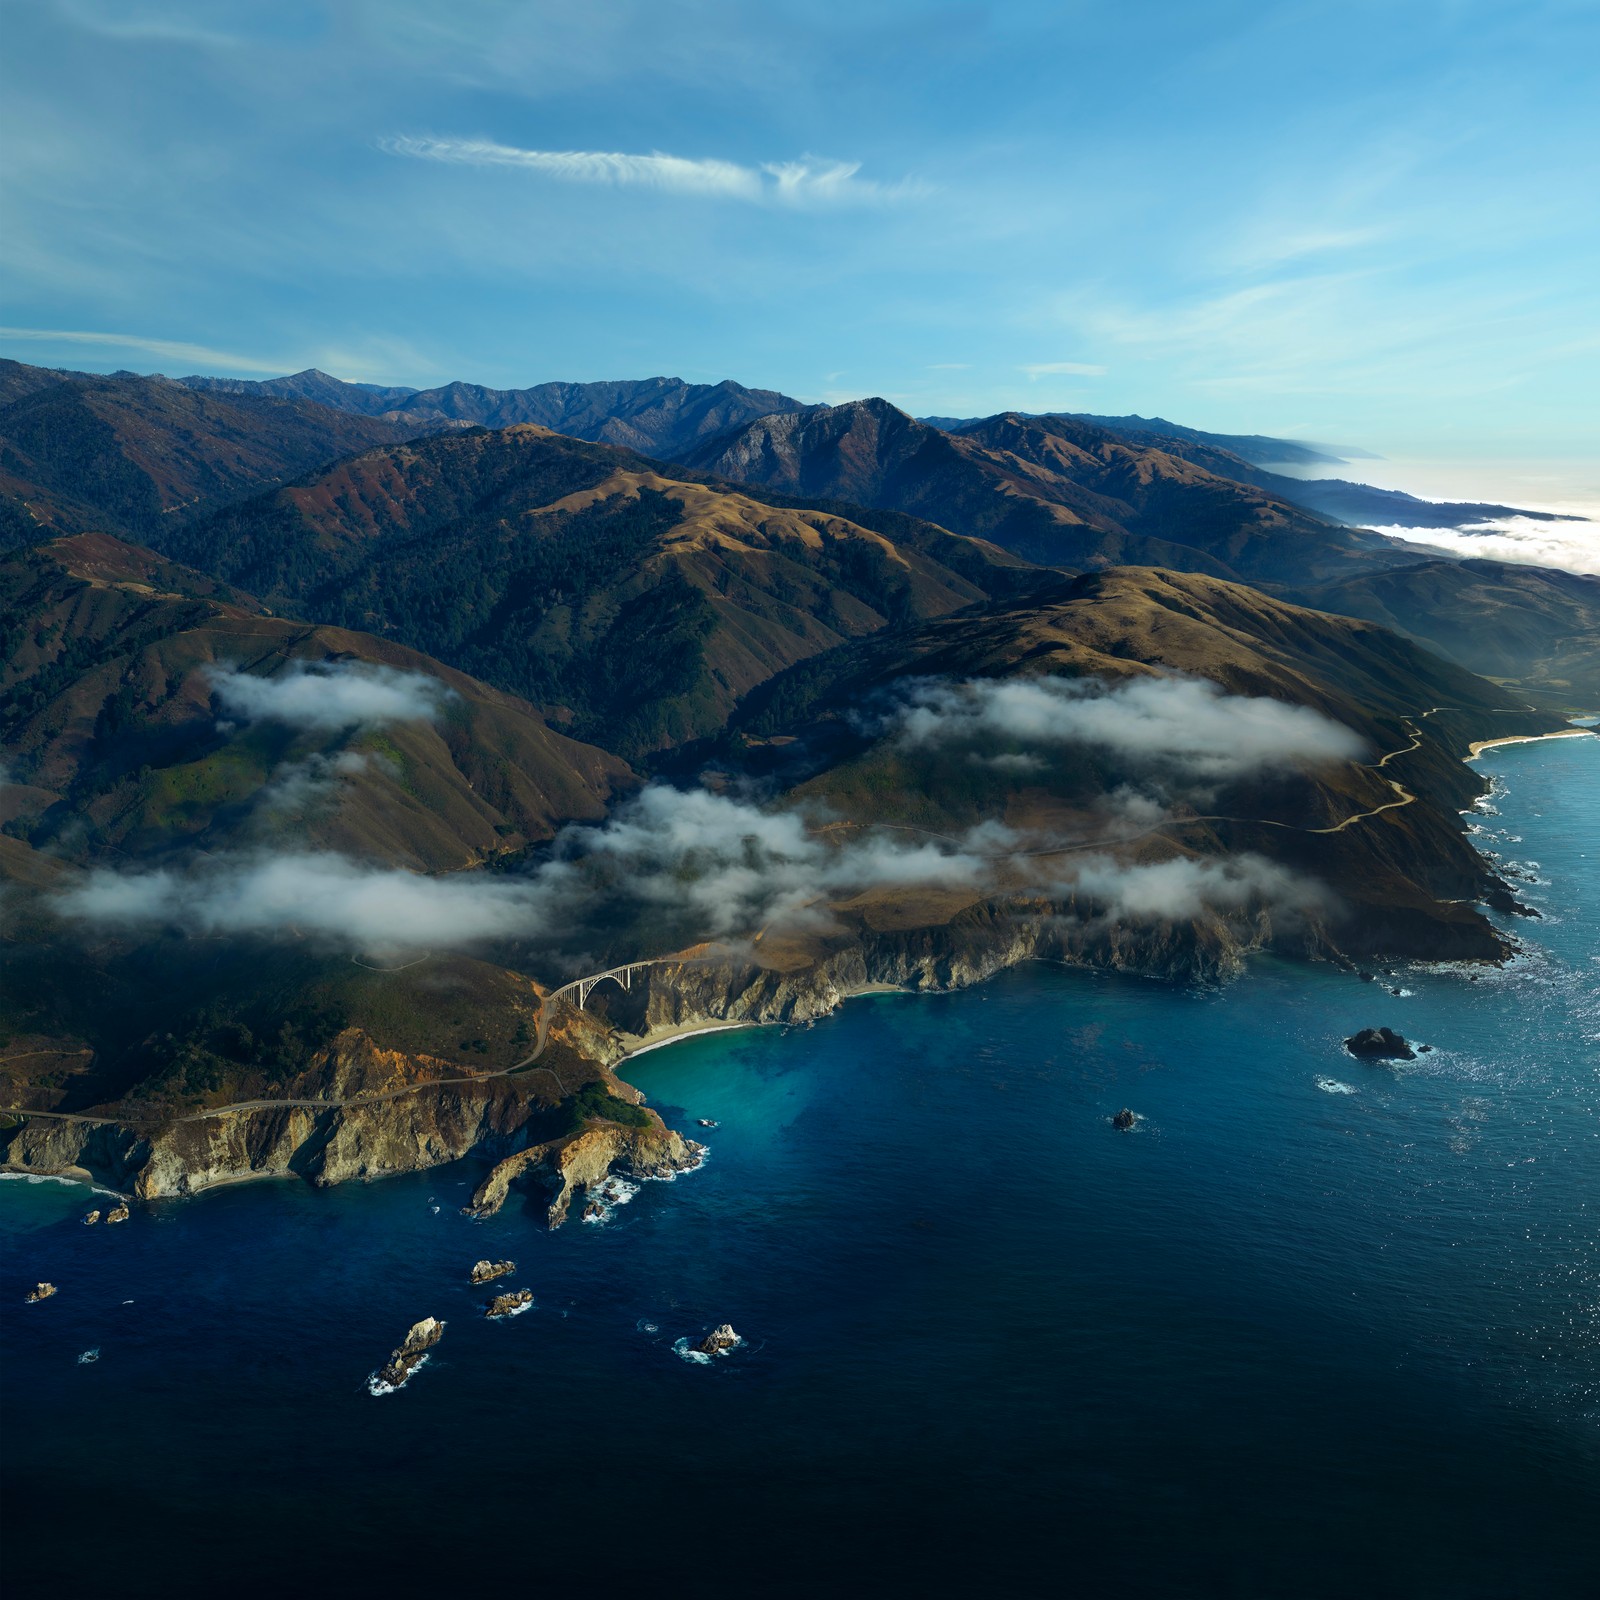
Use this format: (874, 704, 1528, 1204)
(4, 737, 1597, 1598)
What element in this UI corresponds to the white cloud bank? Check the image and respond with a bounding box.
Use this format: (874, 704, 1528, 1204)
(208, 661, 452, 731)
(1052, 851, 1330, 922)
(381, 136, 924, 207)
(1373, 518, 1600, 577)
(881, 674, 1367, 780)
(58, 853, 570, 951)
(57, 778, 1331, 956)
(58, 661, 1356, 955)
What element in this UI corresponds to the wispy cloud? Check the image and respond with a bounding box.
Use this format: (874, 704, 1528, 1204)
(874, 674, 1367, 781)
(56, 779, 1333, 956)
(381, 135, 926, 208)
(1021, 361, 1107, 378)
(208, 661, 453, 732)
(0, 326, 285, 373)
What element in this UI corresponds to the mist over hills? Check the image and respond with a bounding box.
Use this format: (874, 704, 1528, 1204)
(141, 425, 1042, 761)
(721, 563, 1536, 949)
(0, 351, 1580, 1184)
(0, 532, 631, 869)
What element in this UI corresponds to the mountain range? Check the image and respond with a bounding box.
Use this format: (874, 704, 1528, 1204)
(174, 366, 1559, 531)
(1, 353, 1592, 1197)
(0, 359, 416, 548)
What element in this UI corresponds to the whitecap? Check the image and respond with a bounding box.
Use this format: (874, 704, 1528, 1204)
(77, 1348, 100, 1365)
(645, 1147, 710, 1183)
(367, 1352, 430, 1397)
(1315, 1077, 1357, 1095)
(637, 1319, 660, 1334)
(673, 1337, 712, 1366)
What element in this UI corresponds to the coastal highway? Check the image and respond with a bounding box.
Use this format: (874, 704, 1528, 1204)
(0, 960, 687, 1130)
(7, 705, 1573, 1136)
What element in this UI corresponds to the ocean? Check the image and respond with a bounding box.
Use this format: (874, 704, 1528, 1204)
(3, 735, 1596, 1597)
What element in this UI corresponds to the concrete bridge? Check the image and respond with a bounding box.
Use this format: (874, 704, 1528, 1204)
(548, 961, 657, 1011)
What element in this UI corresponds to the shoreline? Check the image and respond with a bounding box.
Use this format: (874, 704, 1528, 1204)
(0, 1169, 131, 1201)
(621, 1021, 763, 1060)
(4, 727, 1559, 1199)
(618, 983, 912, 1062)
(1466, 728, 1597, 760)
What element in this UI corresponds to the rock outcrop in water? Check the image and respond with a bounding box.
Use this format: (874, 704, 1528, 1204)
(375, 1317, 444, 1391)
(1344, 1027, 1416, 1061)
(465, 1118, 703, 1225)
(1112, 1108, 1136, 1131)
(470, 1259, 515, 1285)
(485, 1290, 534, 1319)
(25, 1282, 57, 1303)
(104, 1202, 129, 1223)
(82, 1210, 99, 1226)
(695, 1324, 742, 1356)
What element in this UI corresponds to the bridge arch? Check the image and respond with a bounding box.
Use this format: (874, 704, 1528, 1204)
(564, 962, 651, 1010)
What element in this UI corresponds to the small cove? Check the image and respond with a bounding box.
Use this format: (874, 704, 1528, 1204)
(3, 735, 1596, 1598)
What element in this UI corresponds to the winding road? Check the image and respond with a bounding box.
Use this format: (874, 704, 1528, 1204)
(6, 701, 1569, 1135)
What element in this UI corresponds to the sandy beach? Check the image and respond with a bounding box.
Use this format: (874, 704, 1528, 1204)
(1466, 728, 1598, 759)
(621, 1021, 764, 1060)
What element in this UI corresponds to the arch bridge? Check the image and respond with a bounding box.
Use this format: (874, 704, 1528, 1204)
(550, 962, 655, 1011)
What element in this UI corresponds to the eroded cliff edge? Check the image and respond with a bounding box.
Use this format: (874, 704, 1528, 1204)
(0, 869, 1513, 1211)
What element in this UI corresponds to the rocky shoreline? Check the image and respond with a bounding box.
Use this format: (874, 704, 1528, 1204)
(0, 775, 1532, 1215)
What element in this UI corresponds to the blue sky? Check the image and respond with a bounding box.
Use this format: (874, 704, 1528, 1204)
(2, 0, 1597, 458)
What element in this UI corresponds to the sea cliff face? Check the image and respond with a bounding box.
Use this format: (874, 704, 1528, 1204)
(1, 1073, 549, 1198)
(0, 846, 1514, 1206)
(465, 1119, 704, 1223)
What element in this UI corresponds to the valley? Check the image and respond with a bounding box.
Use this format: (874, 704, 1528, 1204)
(1, 356, 1592, 1214)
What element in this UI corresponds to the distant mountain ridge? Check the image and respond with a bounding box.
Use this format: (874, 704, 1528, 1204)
(925, 408, 1568, 531)
(180, 369, 812, 459)
(922, 411, 1363, 467)
(0, 359, 419, 549)
(677, 398, 1419, 587)
(173, 364, 1568, 533)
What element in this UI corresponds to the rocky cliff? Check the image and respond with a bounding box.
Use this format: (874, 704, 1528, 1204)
(0, 812, 1519, 1206)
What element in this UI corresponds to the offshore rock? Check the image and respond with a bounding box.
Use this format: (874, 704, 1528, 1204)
(470, 1259, 516, 1285)
(695, 1324, 742, 1356)
(1344, 1026, 1416, 1061)
(376, 1317, 444, 1391)
(1111, 1108, 1137, 1131)
(485, 1289, 534, 1319)
(104, 1202, 130, 1224)
(82, 1210, 100, 1226)
(26, 1282, 57, 1303)
(465, 1117, 704, 1225)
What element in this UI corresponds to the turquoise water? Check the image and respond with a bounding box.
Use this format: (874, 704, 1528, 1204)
(3, 736, 1596, 1597)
